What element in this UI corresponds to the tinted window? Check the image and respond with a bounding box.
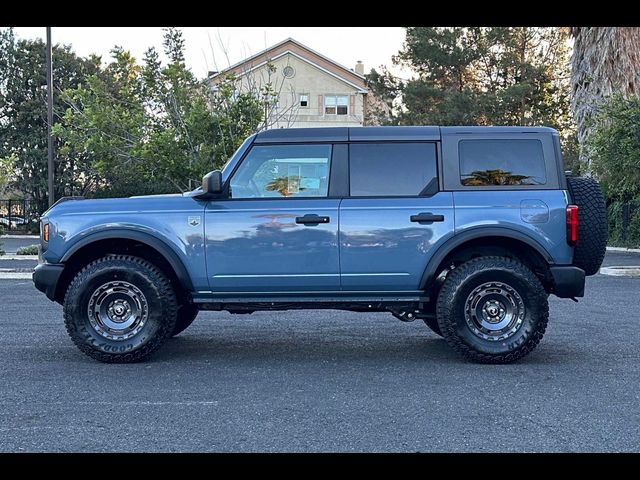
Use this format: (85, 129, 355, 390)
(459, 139, 546, 186)
(349, 143, 437, 196)
(230, 144, 331, 199)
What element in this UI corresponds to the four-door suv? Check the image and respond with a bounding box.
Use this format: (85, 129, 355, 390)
(33, 126, 608, 364)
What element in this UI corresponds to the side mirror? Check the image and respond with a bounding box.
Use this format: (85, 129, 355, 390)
(202, 170, 223, 195)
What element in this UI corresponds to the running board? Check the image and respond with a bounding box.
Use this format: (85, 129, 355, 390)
(192, 291, 428, 305)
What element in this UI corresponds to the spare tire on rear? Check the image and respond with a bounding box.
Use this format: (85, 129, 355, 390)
(567, 176, 608, 276)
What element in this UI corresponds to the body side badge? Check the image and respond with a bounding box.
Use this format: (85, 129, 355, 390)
(188, 216, 201, 227)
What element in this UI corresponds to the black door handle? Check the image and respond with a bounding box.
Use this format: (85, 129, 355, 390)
(410, 212, 445, 224)
(296, 214, 330, 225)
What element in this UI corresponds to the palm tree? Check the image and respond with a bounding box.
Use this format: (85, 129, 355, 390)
(570, 27, 640, 167)
(265, 176, 305, 197)
(462, 169, 533, 186)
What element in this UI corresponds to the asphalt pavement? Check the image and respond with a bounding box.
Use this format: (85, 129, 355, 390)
(0, 252, 639, 452)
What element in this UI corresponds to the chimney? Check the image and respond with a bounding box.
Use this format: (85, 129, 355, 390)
(355, 61, 364, 76)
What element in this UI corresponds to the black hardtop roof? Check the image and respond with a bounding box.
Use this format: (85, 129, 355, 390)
(254, 126, 558, 143)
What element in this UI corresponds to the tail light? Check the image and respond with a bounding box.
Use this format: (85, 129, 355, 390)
(43, 223, 49, 243)
(566, 205, 579, 246)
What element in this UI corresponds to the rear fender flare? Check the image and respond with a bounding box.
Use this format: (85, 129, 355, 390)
(419, 227, 553, 289)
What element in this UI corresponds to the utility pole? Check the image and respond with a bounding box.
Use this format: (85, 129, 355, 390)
(46, 27, 55, 207)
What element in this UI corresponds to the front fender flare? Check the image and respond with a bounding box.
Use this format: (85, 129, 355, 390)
(60, 228, 194, 291)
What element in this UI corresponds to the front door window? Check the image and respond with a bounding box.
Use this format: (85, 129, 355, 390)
(230, 144, 332, 199)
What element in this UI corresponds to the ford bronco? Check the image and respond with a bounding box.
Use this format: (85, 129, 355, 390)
(33, 126, 608, 364)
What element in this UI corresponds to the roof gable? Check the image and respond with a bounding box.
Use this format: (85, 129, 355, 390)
(211, 38, 367, 90)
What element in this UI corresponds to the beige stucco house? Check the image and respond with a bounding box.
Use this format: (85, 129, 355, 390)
(208, 38, 378, 129)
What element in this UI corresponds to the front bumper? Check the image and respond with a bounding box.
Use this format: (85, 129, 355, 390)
(550, 266, 585, 298)
(33, 263, 64, 301)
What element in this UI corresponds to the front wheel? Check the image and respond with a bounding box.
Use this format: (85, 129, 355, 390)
(63, 255, 178, 363)
(436, 256, 549, 364)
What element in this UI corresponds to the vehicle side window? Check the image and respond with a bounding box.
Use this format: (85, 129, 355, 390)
(230, 144, 332, 199)
(349, 143, 437, 197)
(459, 139, 546, 186)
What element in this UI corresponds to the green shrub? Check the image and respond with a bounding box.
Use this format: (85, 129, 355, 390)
(606, 201, 640, 248)
(588, 94, 640, 247)
(0, 224, 4, 256)
(16, 244, 38, 255)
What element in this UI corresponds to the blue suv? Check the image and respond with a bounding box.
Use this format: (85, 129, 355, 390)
(33, 126, 608, 364)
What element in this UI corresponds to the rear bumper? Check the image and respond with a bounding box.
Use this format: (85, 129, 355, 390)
(550, 266, 585, 298)
(33, 263, 64, 301)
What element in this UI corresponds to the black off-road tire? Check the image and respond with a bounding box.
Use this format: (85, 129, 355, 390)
(423, 317, 443, 337)
(63, 255, 178, 363)
(171, 303, 199, 337)
(436, 256, 549, 364)
(567, 176, 608, 276)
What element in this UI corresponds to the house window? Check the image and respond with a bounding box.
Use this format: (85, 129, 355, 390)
(299, 94, 309, 108)
(324, 95, 348, 115)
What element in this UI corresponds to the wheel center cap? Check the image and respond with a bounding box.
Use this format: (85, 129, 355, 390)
(108, 299, 131, 322)
(483, 300, 505, 323)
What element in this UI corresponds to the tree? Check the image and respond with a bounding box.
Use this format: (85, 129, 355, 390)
(0, 28, 99, 214)
(587, 94, 640, 246)
(0, 154, 15, 197)
(55, 28, 263, 197)
(55, 48, 147, 196)
(369, 27, 572, 136)
(570, 27, 640, 168)
(588, 95, 640, 203)
(364, 66, 399, 125)
(461, 169, 531, 186)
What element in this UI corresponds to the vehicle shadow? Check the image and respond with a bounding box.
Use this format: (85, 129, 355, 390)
(160, 334, 460, 365)
(155, 321, 562, 366)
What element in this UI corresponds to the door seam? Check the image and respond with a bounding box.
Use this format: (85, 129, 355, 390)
(337, 197, 343, 290)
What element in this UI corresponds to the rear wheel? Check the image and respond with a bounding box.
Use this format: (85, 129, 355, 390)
(63, 255, 177, 363)
(436, 256, 548, 364)
(423, 317, 442, 337)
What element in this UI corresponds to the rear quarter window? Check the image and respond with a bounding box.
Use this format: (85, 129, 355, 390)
(459, 139, 546, 186)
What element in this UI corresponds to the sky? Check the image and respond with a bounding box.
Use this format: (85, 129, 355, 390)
(11, 27, 410, 79)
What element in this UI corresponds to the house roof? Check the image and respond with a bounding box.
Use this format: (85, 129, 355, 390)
(209, 37, 367, 93)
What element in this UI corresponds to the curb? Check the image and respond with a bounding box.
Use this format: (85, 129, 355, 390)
(0, 255, 38, 260)
(600, 266, 640, 277)
(0, 272, 33, 279)
(606, 246, 640, 253)
(0, 235, 39, 239)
